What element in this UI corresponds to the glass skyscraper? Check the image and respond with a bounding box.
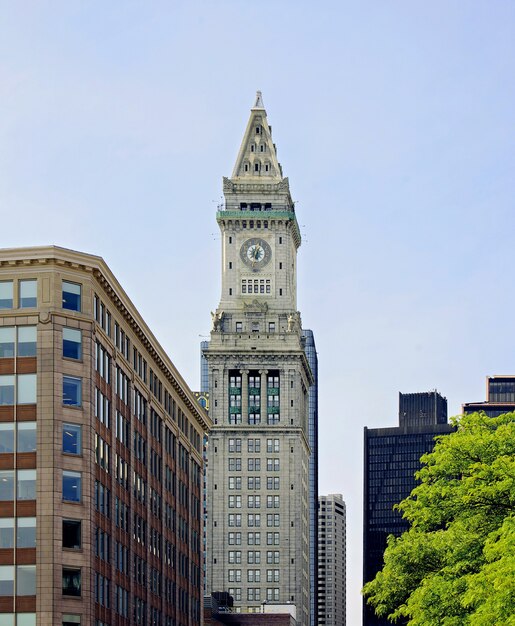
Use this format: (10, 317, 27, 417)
(363, 391, 453, 626)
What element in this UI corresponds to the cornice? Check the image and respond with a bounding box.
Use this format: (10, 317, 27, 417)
(0, 246, 212, 433)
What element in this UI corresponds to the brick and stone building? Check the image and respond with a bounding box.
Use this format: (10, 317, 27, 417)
(204, 93, 313, 625)
(0, 245, 211, 626)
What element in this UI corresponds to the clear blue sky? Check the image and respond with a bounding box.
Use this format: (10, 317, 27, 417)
(1, 2, 514, 623)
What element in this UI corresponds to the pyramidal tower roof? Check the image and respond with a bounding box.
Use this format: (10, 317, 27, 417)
(231, 91, 284, 182)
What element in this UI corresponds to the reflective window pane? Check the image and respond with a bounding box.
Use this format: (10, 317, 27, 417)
(62, 616, 81, 626)
(62, 520, 81, 549)
(0, 566, 14, 595)
(17, 327, 36, 357)
(0, 613, 14, 626)
(63, 328, 82, 360)
(19, 281, 37, 308)
(62, 282, 81, 312)
(0, 471, 14, 500)
(63, 471, 81, 502)
(17, 422, 36, 453)
(17, 374, 36, 405)
(62, 567, 81, 596)
(0, 519, 14, 549)
(0, 376, 14, 406)
(63, 376, 82, 406)
(17, 615, 36, 626)
(63, 423, 81, 455)
(17, 470, 36, 500)
(0, 424, 14, 453)
(0, 328, 15, 358)
(0, 282, 13, 309)
(16, 565, 36, 595)
(17, 518, 36, 548)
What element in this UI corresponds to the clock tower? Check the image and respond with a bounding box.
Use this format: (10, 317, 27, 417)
(205, 93, 312, 625)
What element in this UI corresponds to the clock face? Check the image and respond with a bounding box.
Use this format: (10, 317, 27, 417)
(240, 238, 272, 270)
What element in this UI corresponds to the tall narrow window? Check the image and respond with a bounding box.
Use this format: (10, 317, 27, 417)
(17, 470, 36, 501)
(62, 568, 81, 596)
(18, 327, 37, 357)
(62, 281, 81, 312)
(0, 376, 14, 406)
(0, 327, 15, 358)
(63, 424, 82, 455)
(19, 280, 37, 308)
(63, 328, 82, 360)
(0, 424, 14, 453)
(0, 282, 13, 309)
(0, 518, 14, 549)
(63, 471, 81, 503)
(17, 374, 36, 405)
(17, 422, 36, 453)
(17, 518, 36, 548)
(63, 376, 82, 406)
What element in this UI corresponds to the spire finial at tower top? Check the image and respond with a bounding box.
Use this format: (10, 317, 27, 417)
(253, 90, 264, 109)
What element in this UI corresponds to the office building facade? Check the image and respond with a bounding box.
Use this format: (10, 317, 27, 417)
(463, 375, 515, 417)
(317, 495, 346, 626)
(0, 246, 211, 626)
(204, 93, 313, 624)
(363, 391, 453, 626)
(302, 330, 318, 626)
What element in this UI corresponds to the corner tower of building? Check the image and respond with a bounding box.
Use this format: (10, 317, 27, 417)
(205, 93, 312, 625)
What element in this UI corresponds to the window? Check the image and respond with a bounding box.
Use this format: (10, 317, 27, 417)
(62, 281, 81, 311)
(0, 376, 14, 405)
(62, 616, 81, 626)
(16, 565, 36, 595)
(267, 550, 280, 564)
(228, 532, 241, 545)
(235, 322, 242, 332)
(248, 513, 260, 527)
(63, 328, 82, 360)
(17, 327, 36, 357)
(17, 518, 36, 548)
(17, 374, 36, 405)
(63, 376, 82, 406)
(228, 438, 241, 453)
(0, 471, 14, 500)
(17, 470, 36, 500)
(63, 471, 81, 502)
(0, 566, 14, 595)
(267, 588, 280, 601)
(267, 438, 280, 453)
(63, 423, 82, 455)
(0, 424, 14, 453)
(63, 567, 81, 596)
(0, 519, 14, 549)
(228, 569, 241, 582)
(0, 282, 13, 309)
(228, 495, 241, 508)
(247, 438, 261, 453)
(266, 532, 280, 545)
(247, 550, 261, 564)
(267, 477, 280, 490)
(19, 281, 37, 308)
(63, 520, 81, 549)
(0, 327, 14, 357)
(269, 322, 275, 332)
(228, 551, 241, 564)
(17, 422, 36, 453)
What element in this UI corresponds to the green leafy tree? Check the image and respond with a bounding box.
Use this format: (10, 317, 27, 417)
(363, 412, 515, 625)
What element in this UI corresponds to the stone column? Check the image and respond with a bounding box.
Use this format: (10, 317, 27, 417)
(259, 369, 268, 425)
(240, 369, 249, 425)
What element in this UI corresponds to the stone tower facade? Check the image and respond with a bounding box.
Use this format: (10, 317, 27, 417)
(205, 93, 312, 625)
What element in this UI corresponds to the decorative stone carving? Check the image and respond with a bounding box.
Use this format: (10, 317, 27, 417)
(243, 299, 268, 313)
(211, 310, 224, 331)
